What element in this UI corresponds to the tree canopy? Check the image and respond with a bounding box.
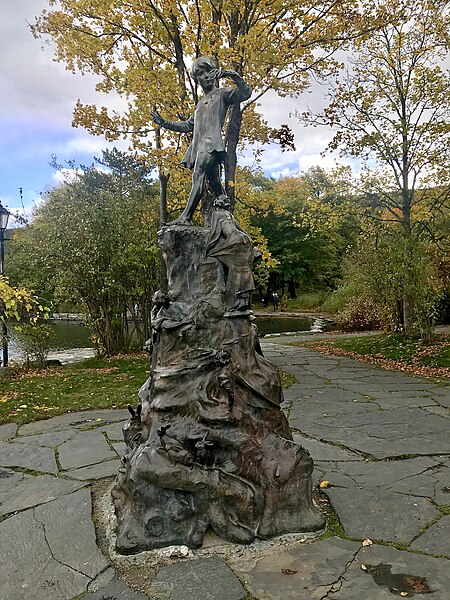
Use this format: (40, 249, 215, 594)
(32, 0, 379, 213)
(244, 166, 361, 299)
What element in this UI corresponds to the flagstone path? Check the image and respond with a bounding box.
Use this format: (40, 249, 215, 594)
(0, 341, 448, 599)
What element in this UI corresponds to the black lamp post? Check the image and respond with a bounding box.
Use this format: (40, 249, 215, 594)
(0, 202, 10, 368)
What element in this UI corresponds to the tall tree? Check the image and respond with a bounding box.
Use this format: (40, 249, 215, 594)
(247, 167, 360, 299)
(9, 150, 160, 355)
(306, 0, 450, 334)
(32, 0, 377, 217)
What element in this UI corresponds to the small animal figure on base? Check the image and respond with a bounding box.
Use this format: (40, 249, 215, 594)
(122, 404, 148, 452)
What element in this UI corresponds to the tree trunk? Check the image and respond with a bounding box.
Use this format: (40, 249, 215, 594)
(224, 105, 243, 212)
(401, 196, 414, 336)
(288, 279, 297, 299)
(159, 171, 169, 291)
(402, 290, 414, 335)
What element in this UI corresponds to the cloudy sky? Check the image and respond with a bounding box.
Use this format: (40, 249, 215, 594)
(1, 1, 348, 223)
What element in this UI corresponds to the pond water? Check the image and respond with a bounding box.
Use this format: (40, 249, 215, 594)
(257, 316, 325, 336)
(7, 314, 335, 361)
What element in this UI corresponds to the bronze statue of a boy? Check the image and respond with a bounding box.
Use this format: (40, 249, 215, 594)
(152, 56, 251, 225)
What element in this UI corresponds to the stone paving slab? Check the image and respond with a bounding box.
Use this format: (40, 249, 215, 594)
(339, 381, 441, 393)
(0, 508, 91, 600)
(326, 487, 438, 542)
(0, 440, 58, 473)
(290, 396, 380, 421)
(98, 421, 126, 441)
(35, 488, 110, 579)
(58, 429, 117, 470)
(292, 433, 363, 462)
(0, 466, 25, 491)
(292, 407, 449, 458)
(113, 441, 127, 457)
(410, 514, 450, 555)
(0, 474, 87, 516)
(386, 465, 450, 505)
(284, 383, 370, 405)
(18, 409, 129, 436)
(331, 542, 450, 599)
(234, 536, 450, 599)
(150, 555, 247, 600)
(369, 395, 442, 410)
(423, 405, 450, 418)
(318, 458, 449, 506)
(0, 422, 18, 440)
(12, 428, 78, 447)
(0, 488, 112, 600)
(66, 458, 121, 480)
(231, 537, 360, 600)
(315, 456, 439, 491)
(431, 391, 450, 408)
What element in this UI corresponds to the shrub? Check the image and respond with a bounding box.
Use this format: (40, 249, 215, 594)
(14, 323, 54, 368)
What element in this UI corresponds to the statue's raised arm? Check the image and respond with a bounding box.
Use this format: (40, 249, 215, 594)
(151, 57, 251, 225)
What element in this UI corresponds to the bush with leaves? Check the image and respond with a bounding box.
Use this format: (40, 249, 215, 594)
(14, 323, 54, 368)
(324, 227, 441, 339)
(0, 276, 45, 323)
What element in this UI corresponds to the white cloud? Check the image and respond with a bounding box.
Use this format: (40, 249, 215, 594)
(0, 0, 126, 127)
(270, 167, 299, 179)
(0, 191, 44, 227)
(63, 135, 129, 156)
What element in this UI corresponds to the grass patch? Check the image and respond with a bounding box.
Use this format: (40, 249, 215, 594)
(279, 369, 297, 388)
(283, 291, 329, 311)
(324, 334, 421, 362)
(0, 353, 149, 425)
(293, 333, 450, 378)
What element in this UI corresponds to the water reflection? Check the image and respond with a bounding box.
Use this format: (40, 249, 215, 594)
(8, 315, 334, 361)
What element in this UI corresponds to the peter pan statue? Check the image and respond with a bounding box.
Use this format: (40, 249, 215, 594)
(151, 56, 251, 225)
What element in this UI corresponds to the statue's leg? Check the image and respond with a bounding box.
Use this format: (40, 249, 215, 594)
(206, 160, 225, 199)
(174, 153, 209, 223)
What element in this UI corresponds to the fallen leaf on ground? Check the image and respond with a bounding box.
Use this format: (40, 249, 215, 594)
(362, 538, 373, 546)
(319, 480, 330, 488)
(281, 568, 297, 575)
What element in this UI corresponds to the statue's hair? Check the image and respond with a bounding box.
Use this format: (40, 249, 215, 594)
(191, 56, 217, 82)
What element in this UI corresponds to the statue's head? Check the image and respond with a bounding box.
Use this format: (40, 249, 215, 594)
(191, 56, 217, 83)
(213, 194, 231, 211)
(152, 289, 171, 308)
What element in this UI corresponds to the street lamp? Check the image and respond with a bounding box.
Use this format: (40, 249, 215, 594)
(0, 201, 11, 368)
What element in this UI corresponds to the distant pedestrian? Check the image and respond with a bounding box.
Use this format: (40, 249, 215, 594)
(272, 292, 279, 310)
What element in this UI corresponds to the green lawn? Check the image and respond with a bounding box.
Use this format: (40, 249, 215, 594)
(0, 354, 296, 425)
(0, 354, 150, 425)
